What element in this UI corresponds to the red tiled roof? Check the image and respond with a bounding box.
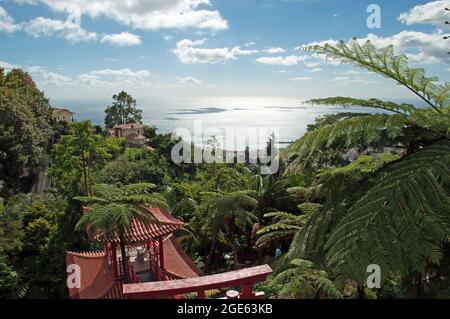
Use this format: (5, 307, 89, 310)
(113, 123, 146, 130)
(84, 207, 186, 245)
(66, 251, 120, 299)
(127, 134, 147, 141)
(52, 108, 75, 114)
(107, 207, 185, 244)
(109, 220, 183, 244)
(163, 236, 203, 279)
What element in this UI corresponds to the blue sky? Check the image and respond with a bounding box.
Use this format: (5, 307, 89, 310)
(0, 0, 449, 104)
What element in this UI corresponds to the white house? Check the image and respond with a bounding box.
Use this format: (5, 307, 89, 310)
(52, 108, 75, 123)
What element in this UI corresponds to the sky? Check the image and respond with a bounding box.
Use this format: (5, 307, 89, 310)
(0, 0, 449, 105)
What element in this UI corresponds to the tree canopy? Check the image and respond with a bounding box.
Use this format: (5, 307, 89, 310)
(104, 91, 143, 129)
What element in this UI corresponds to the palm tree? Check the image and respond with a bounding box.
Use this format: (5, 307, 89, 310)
(203, 191, 258, 269)
(74, 183, 167, 283)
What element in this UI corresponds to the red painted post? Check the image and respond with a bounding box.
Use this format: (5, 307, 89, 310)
(158, 236, 165, 271)
(241, 284, 254, 299)
(197, 291, 205, 299)
(111, 243, 118, 279)
(152, 238, 159, 279)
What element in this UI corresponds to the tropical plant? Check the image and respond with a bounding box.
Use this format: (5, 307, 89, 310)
(256, 203, 320, 248)
(281, 39, 450, 295)
(0, 68, 52, 196)
(74, 183, 167, 283)
(271, 259, 342, 299)
(50, 121, 111, 196)
(202, 191, 258, 268)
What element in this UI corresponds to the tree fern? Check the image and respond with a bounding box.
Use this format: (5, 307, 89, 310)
(271, 258, 342, 299)
(74, 183, 167, 283)
(325, 141, 450, 283)
(304, 40, 450, 111)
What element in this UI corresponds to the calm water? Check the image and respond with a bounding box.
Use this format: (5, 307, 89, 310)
(53, 96, 421, 151)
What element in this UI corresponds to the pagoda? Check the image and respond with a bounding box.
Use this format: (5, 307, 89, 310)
(66, 206, 272, 299)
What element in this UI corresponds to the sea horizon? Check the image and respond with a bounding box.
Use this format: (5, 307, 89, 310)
(52, 95, 426, 151)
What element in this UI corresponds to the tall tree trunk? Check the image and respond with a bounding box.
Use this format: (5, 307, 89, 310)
(119, 233, 129, 283)
(204, 240, 216, 272)
(357, 285, 366, 299)
(81, 149, 89, 195)
(229, 217, 239, 269)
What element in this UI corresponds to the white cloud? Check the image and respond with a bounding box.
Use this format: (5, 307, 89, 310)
(308, 68, 322, 73)
(300, 29, 449, 66)
(28, 66, 72, 86)
(245, 41, 256, 47)
(264, 47, 285, 54)
(163, 34, 174, 42)
(77, 68, 151, 87)
(0, 60, 20, 70)
(173, 39, 258, 64)
(24, 17, 97, 43)
(0, 6, 21, 33)
(175, 76, 202, 84)
(361, 31, 449, 65)
(23, 0, 228, 31)
(399, 0, 450, 28)
(100, 32, 141, 47)
(341, 70, 360, 75)
(304, 61, 320, 68)
(333, 75, 377, 86)
(289, 76, 312, 81)
(256, 55, 308, 66)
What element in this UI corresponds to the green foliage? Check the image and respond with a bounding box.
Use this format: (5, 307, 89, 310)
(271, 259, 342, 299)
(284, 113, 408, 174)
(202, 191, 258, 268)
(0, 193, 67, 298)
(0, 68, 52, 195)
(326, 141, 450, 283)
(94, 148, 169, 188)
(305, 39, 450, 111)
(74, 183, 167, 239)
(104, 91, 143, 129)
(50, 121, 111, 196)
(277, 39, 450, 298)
(0, 247, 22, 299)
(256, 203, 319, 248)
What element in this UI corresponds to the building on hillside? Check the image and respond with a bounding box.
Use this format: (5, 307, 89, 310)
(66, 206, 272, 299)
(51, 108, 75, 123)
(110, 123, 148, 146)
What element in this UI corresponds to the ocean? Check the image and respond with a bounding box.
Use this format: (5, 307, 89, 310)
(53, 96, 423, 151)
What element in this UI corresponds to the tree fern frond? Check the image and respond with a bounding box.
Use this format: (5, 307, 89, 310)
(304, 39, 446, 111)
(307, 97, 416, 115)
(325, 141, 450, 283)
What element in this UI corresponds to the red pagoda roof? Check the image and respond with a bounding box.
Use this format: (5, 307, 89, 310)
(66, 251, 119, 299)
(84, 206, 186, 244)
(163, 236, 203, 279)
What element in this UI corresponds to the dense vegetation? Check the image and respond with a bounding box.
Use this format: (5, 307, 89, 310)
(0, 39, 448, 299)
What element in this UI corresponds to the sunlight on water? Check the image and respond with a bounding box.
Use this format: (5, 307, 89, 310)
(63, 96, 379, 151)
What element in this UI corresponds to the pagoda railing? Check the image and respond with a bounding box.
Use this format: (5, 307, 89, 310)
(117, 257, 140, 283)
(123, 265, 273, 300)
